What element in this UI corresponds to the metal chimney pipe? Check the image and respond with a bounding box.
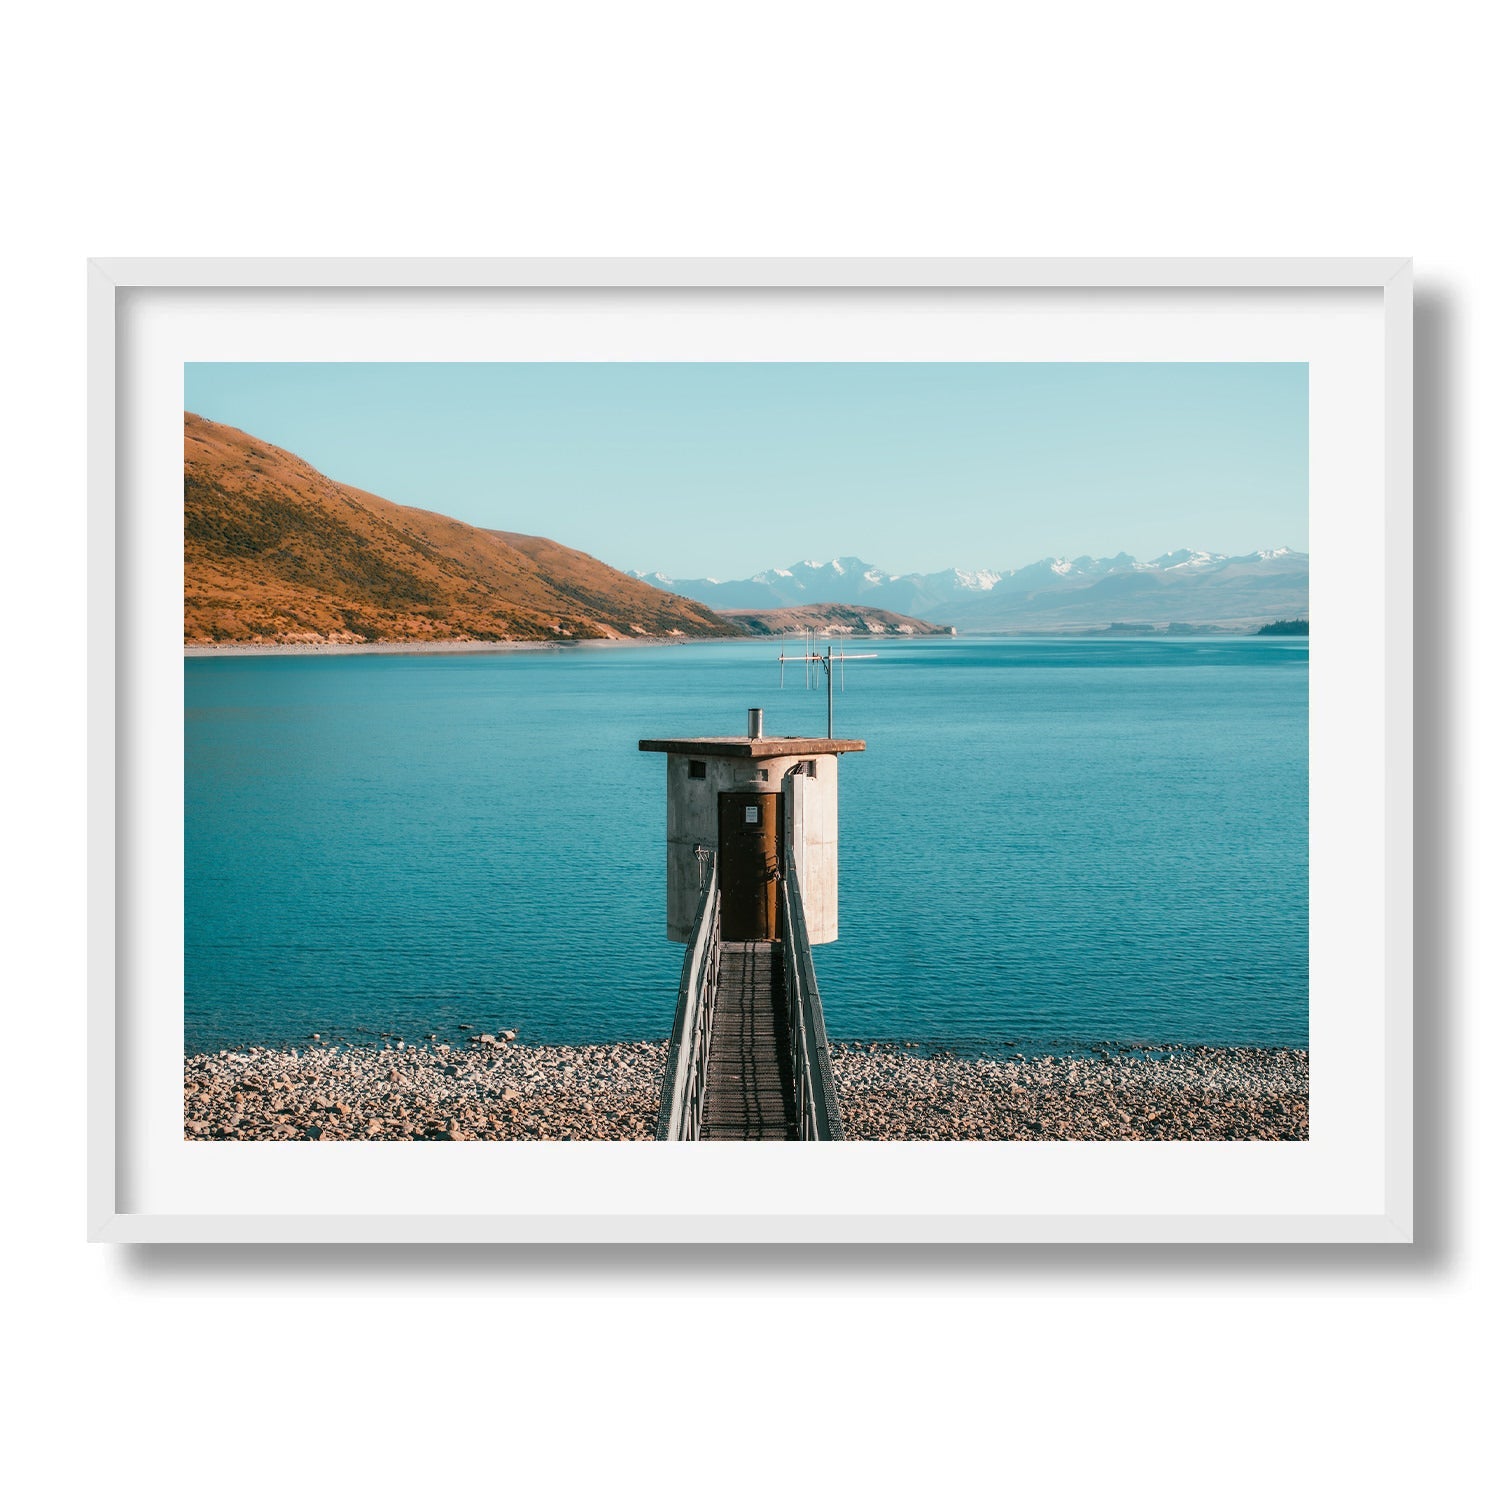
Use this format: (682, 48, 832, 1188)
(747, 707, 764, 740)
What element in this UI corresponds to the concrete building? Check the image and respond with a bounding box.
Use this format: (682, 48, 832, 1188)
(639, 710, 865, 944)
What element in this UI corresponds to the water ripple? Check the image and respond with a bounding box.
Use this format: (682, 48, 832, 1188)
(186, 637, 1307, 1051)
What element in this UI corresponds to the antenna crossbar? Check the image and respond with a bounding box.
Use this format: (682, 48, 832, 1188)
(775, 636, 877, 738)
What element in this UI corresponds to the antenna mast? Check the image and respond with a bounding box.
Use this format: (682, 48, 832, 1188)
(778, 631, 876, 738)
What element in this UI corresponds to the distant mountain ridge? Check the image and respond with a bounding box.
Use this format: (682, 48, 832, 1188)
(184, 413, 737, 645)
(632, 548, 1309, 631)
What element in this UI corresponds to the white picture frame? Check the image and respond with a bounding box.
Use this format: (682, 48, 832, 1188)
(89, 258, 1413, 1244)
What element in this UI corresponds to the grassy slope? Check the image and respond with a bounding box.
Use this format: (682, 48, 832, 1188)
(184, 412, 739, 645)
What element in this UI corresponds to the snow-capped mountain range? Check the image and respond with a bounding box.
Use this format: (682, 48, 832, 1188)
(631, 549, 1309, 631)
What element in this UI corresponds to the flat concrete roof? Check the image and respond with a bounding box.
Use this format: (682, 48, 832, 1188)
(639, 736, 865, 757)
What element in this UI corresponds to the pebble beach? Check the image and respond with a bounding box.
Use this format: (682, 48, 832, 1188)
(184, 1037, 1308, 1142)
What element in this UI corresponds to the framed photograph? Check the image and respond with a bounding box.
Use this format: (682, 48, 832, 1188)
(89, 258, 1412, 1243)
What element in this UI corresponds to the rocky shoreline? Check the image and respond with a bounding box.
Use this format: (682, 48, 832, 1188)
(834, 1042, 1307, 1141)
(184, 1038, 1308, 1142)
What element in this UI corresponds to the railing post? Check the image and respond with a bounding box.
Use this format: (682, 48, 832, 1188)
(776, 784, 847, 1144)
(655, 854, 720, 1141)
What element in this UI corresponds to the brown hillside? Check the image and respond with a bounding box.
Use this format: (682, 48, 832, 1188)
(722, 603, 953, 636)
(184, 412, 740, 645)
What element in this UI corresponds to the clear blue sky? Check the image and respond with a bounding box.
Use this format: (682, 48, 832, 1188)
(185, 362, 1307, 578)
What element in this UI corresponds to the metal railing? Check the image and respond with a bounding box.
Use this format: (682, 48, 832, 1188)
(778, 836, 847, 1142)
(655, 854, 720, 1141)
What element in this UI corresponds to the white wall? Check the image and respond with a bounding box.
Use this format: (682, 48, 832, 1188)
(5, 5, 1491, 1497)
(659, 750, 842, 940)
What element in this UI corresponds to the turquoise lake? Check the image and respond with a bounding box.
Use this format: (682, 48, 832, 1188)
(185, 636, 1308, 1053)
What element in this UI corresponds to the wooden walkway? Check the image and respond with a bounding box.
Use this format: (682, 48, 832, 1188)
(701, 941, 798, 1140)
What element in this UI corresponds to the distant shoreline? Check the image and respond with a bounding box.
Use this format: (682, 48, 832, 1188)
(183, 635, 723, 658)
(184, 628, 1304, 657)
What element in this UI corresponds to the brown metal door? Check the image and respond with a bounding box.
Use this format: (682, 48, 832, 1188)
(718, 791, 782, 941)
